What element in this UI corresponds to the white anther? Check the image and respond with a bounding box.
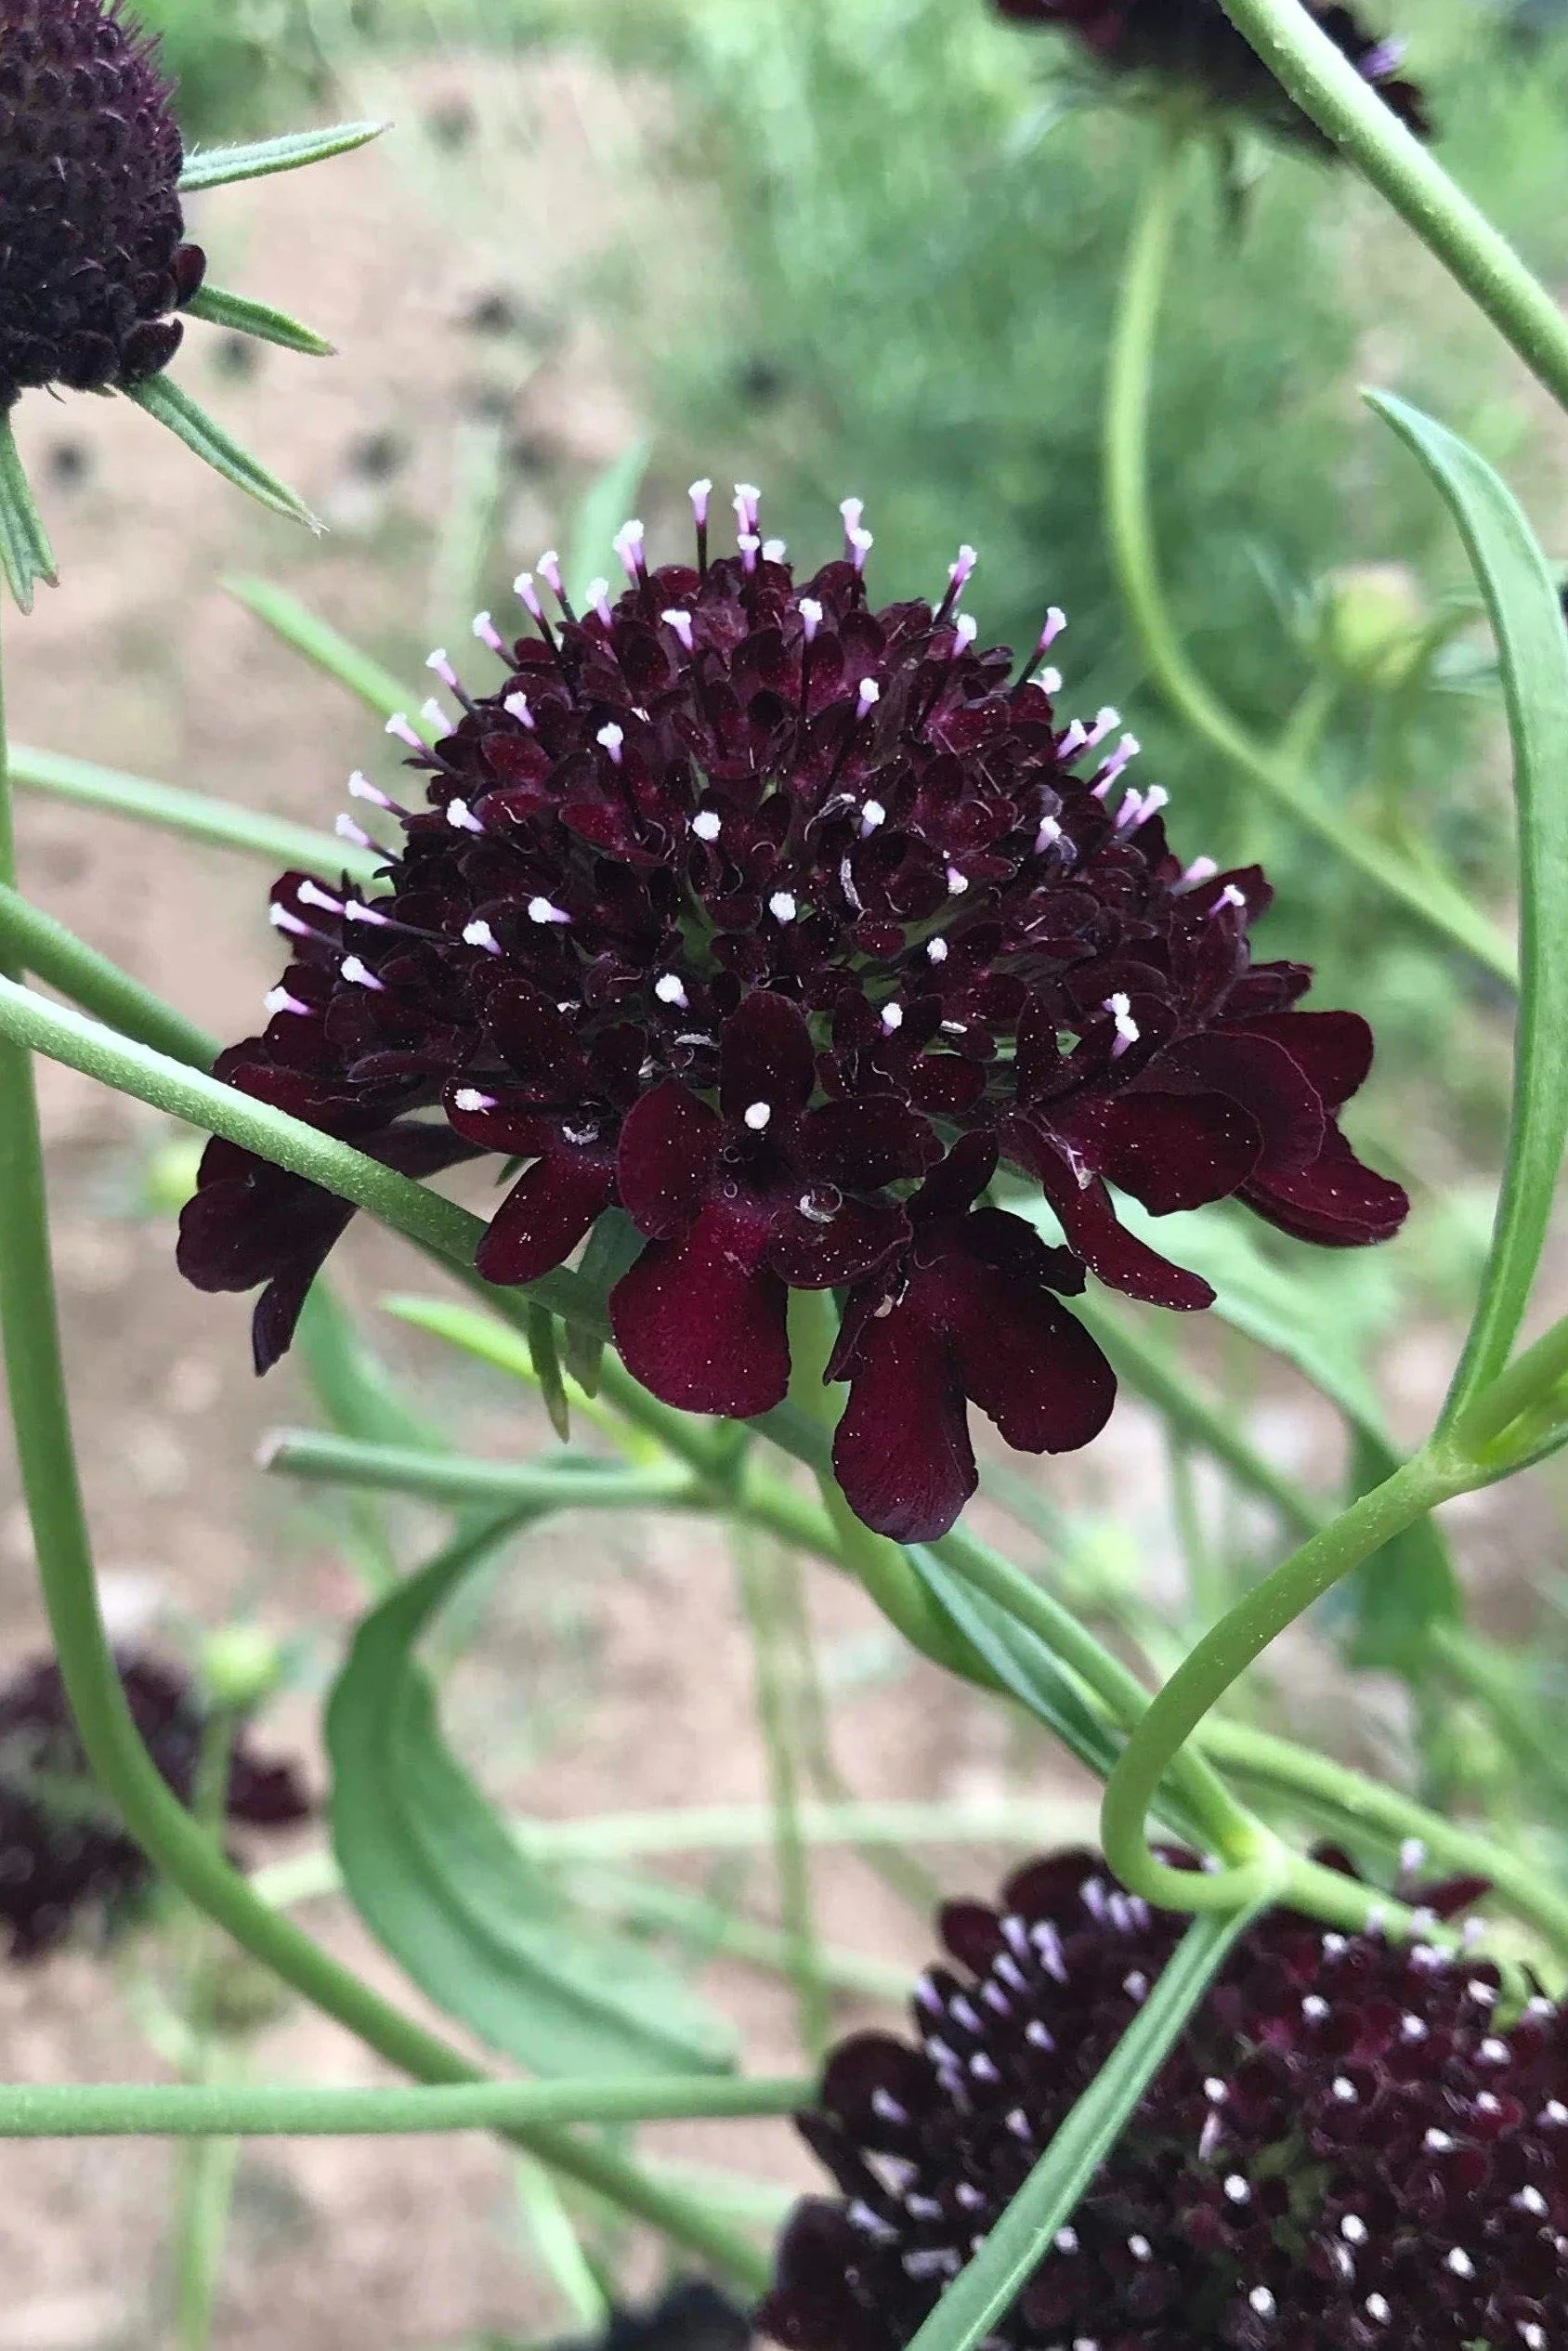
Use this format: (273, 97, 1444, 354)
(596, 722, 625, 763)
(881, 1002, 904, 1032)
(1205, 2078, 1228, 2105)
(528, 896, 570, 925)
(733, 479, 761, 528)
(1480, 2037, 1510, 2065)
(662, 607, 695, 651)
(1341, 2215, 1367, 2245)
(1468, 1979, 1499, 2007)
(503, 691, 535, 728)
(1545, 2101, 1568, 2126)
(269, 904, 309, 936)
(263, 986, 309, 1017)
(1057, 719, 1089, 758)
(453, 1088, 497, 1113)
(1054, 2227, 1078, 2255)
(1514, 2187, 1548, 2217)
(839, 496, 864, 534)
(1224, 2175, 1250, 2205)
(1216, 883, 1248, 912)
(426, 648, 460, 692)
(925, 935, 948, 962)
(1040, 606, 1066, 647)
(744, 1102, 772, 1132)
(691, 809, 722, 842)
(421, 698, 452, 735)
(1105, 992, 1141, 1058)
(335, 814, 375, 849)
(462, 920, 501, 955)
(444, 798, 484, 834)
(1087, 705, 1120, 747)
(769, 891, 798, 922)
(688, 477, 712, 523)
(296, 879, 343, 914)
(1401, 2014, 1429, 2043)
(655, 973, 689, 1009)
(1365, 2296, 1391, 2326)
(472, 610, 506, 655)
(1128, 2236, 1151, 2263)
(848, 525, 873, 569)
(1302, 1995, 1329, 2023)
(385, 712, 425, 751)
(514, 571, 544, 620)
(860, 799, 887, 836)
(1181, 855, 1218, 887)
(946, 865, 969, 896)
(738, 531, 761, 572)
(1248, 2290, 1275, 2319)
(799, 597, 824, 644)
(1445, 2249, 1475, 2280)
(1425, 2128, 1455, 2153)
(612, 519, 646, 581)
(585, 577, 614, 625)
(1038, 664, 1062, 694)
(1331, 2077, 1358, 2104)
(1400, 1838, 1428, 1876)
(763, 538, 787, 562)
(538, 549, 563, 597)
(948, 543, 977, 592)
(953, 613, 978, 651)
(340, 956, 383, 991)
(344, 900, 389, 927)
(856, 677, 882, 719)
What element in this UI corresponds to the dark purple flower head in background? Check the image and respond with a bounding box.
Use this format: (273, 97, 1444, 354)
(992, 0, 1432, 145)
(0, 0, 205, 412)
(547, 2280, 752, 2351)
(761, 1847, 1565, 2351)
(179, 489, 1406, 1540)
(0, 1649, 307, 1958)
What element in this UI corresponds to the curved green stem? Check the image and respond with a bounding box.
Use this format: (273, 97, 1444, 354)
(0, 654, 765, 2293)
(0, 881, 217, 1066)
(1100, 1447, 1470, 1909)
(1104, 126, 1514, 987)
(1217, 0, 1568, 416)
(0, 2076, 812, 2141)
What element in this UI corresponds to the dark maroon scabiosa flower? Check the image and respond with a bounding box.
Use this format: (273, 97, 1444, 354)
(992, 0, 1432, 145)
(761, 1848, 1565, 2351)
(179, 490, 1405, 1540)
(0, 1649, 307, 1958)
(0, 0, 205, 412)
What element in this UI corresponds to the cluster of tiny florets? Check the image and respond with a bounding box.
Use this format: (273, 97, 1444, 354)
(761, 1848, 1567, 2351)
(179, 486, 1405, 1539)
(992, 0, 1432, 145)
(0, 0, 203, 411)
(0, 1650, 307, 1957)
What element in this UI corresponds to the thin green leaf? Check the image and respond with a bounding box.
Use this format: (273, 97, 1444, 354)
(565, 1209, 644, 1394)
(262, 1430, 686, 1513)
(1367, 394, 1568, 1431)
(0, 414, 58, 612)
(527, 1305, 571, 1443)
(327, 1520, 738, 2080)
(7, 742, 379, 884)
(380, 1294, 540, 1384)
(125, 375, 319, 529)
(899, 1913, 1253, 2351)
(566, 438, 653, 606)
(226, 577, 412, 719)
(0, 882, 215, 1069)
(183, 283, 333, 358)
(178, 121, 387, 193)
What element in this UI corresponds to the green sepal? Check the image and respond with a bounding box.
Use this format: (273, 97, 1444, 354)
(178, 121, 387, 194)
(125, 375, 320, 530)
(183, 284, 334, 359)
(565, 1210, 644, 1396)
(0, 415, 59, 613)
(526, 1304, 571, 1443)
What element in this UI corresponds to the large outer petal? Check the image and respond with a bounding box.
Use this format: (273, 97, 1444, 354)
(610, 1196, 791, 1416)
(1005, 1118, 1215, 1311)
(718, 989, 816, 1124)
(474, 1150, 616, 1285)
(830, 1293, 976, 1545)
(616, 1079, 722, 1238)
(1059, 1089, 1263, 1214)
(933, 1232, 1116, 1456)
(1240, 1122, 1408, 1247)
(1236, 1009, 1374, 1114)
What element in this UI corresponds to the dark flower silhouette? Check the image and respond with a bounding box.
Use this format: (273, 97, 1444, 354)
(179, 491, 1405, 1539)
(0, 1650, 308, 1958)
(761, 1847, 1564, 2351)
(0, 0, 205, 412)
(546, 2281, 752, 2351)
(992, 0, 1432, 145)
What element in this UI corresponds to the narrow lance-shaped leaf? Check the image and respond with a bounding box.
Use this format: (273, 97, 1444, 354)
(526, 1304, 571, 1443)
(178, 122, 387, 193)
(183, 284, 334, 359)
(327, 1517, 738, 2081)
(125, 375, 320, 530)
(225, 577, 412, 720)
(1366, 394, 1568, 1433)
(0, 415, 58, 613)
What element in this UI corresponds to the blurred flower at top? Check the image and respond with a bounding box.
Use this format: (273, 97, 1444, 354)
(0, 0, 203, 412)
(991, 0, 1432, 144)
(178, 492, 1407, 1544)
(761, 1846, 1567, 2350)
(0, 1648, 308, 1959)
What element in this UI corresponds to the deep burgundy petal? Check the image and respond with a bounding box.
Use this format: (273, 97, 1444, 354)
(931, 1244, 1117, 1457)
(609, 1198, 791, 1416)
(1061, 1088, 1263, 1214)
(1237, 1009, 1375, 1113)
(1007, 1120, 1215, 1310)
(767, 1193, 910, 1288)
(1161, 1028, 1326, 1173)
(793, 1096, 939, 1190)
(474, 1151, 616, 1285)
(1241, 1123, 1409, 1247)
(830, 1291, 977, 1544)
(617, 1080, 722, 1238)
(718, 990, 817, 1125)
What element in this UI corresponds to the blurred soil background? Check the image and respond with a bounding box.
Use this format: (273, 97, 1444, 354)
(4, 1, 1568, 2342)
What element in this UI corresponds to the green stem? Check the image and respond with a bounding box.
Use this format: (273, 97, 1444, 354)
(734, 1519, 832, 2060)
(260, 1430, 696, 1513)
(0, 881, 217, 1066)
(0, 2076, 813, 2140)
(1217, 0, 1568, 415)
(1100, 1447, 1469, 1910)
(0, 645, 764, 2294)
(169, 1714, 240, 2351)
(1104, 124, 1515, 987)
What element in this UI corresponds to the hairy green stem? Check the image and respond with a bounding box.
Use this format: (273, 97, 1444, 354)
(0, 2076, 813, 2140)
(1104, 124, 1514, 986)
(1100, 1448, 1469, 1909)
(1217, 0, 1568, 415)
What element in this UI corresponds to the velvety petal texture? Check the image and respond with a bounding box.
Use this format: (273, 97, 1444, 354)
(0, 0, 205, 412)
(762, 1848, 1568, 2351)
(182, 494, 1407, 1535)
(992, 0, 1431, 145)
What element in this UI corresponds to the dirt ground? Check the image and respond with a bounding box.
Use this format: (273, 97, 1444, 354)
(0, 42, 1562, 2351)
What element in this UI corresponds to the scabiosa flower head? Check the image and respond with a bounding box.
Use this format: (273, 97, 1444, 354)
(761, 1848, 1566, 2351)
(179, 491, 1405, 1541)
(992, 1, 1432, 145)
(0, 1649, 307, 1958)
(0, 0, 205, 412)
(549, 2280, 752, 2351)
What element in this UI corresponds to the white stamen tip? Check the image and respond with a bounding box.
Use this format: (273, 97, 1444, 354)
(948, 542, 978, 589)
(848, 525, 873, 569)
(692, 809, 723, 842)
(769, 891, 798, 922)
(445, 798, 484, 834)
(762, 537, 787, 563)
(1039, 664, 1062, 694)
(264, 986, 308, 1017)
(421, 698, 452, 736)
(799, 597, 824, 642)
(335, 814, 374, 849)
(347, 770, 390, 808)
(340, 956, 382, 990)
(297, 879, 342, 914)
(859, 798, 887, 836)
(503, 691, 534, 729)
(880, 1001, 904, 1032)
(472, 610, 505, 654)
(269, 904, 309, 936)
(947, 865, 969, 896)
(1040, 607, 1066, 647)
(462, 920, 501, 955)
(688, 477, 712, 522)
(1248, 2289, 1276, 2319)
(538, 549, 563, 596)
(743, 1101, 772, 1132)
(1216, 883, 1248, 913)
(453, 1088, 497, 1114)
(528, 896, 570, 925)
(654, 973, 689, 1008)
(426, 649, 460, 690)
(585, 577, 613, 624)
(514, 570, 544, 619)
(612, 520, 646, 581)
(385, 713, 424, 751)
(953, 613, 978, 651)
(596, 722, 625, 762)
(839, 496, 864, 532)
(661, 607, 696, 650)
(925, 935, 948, 962)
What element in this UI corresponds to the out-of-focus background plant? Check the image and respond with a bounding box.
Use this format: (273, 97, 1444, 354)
(8, 0, 1568, 2343)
